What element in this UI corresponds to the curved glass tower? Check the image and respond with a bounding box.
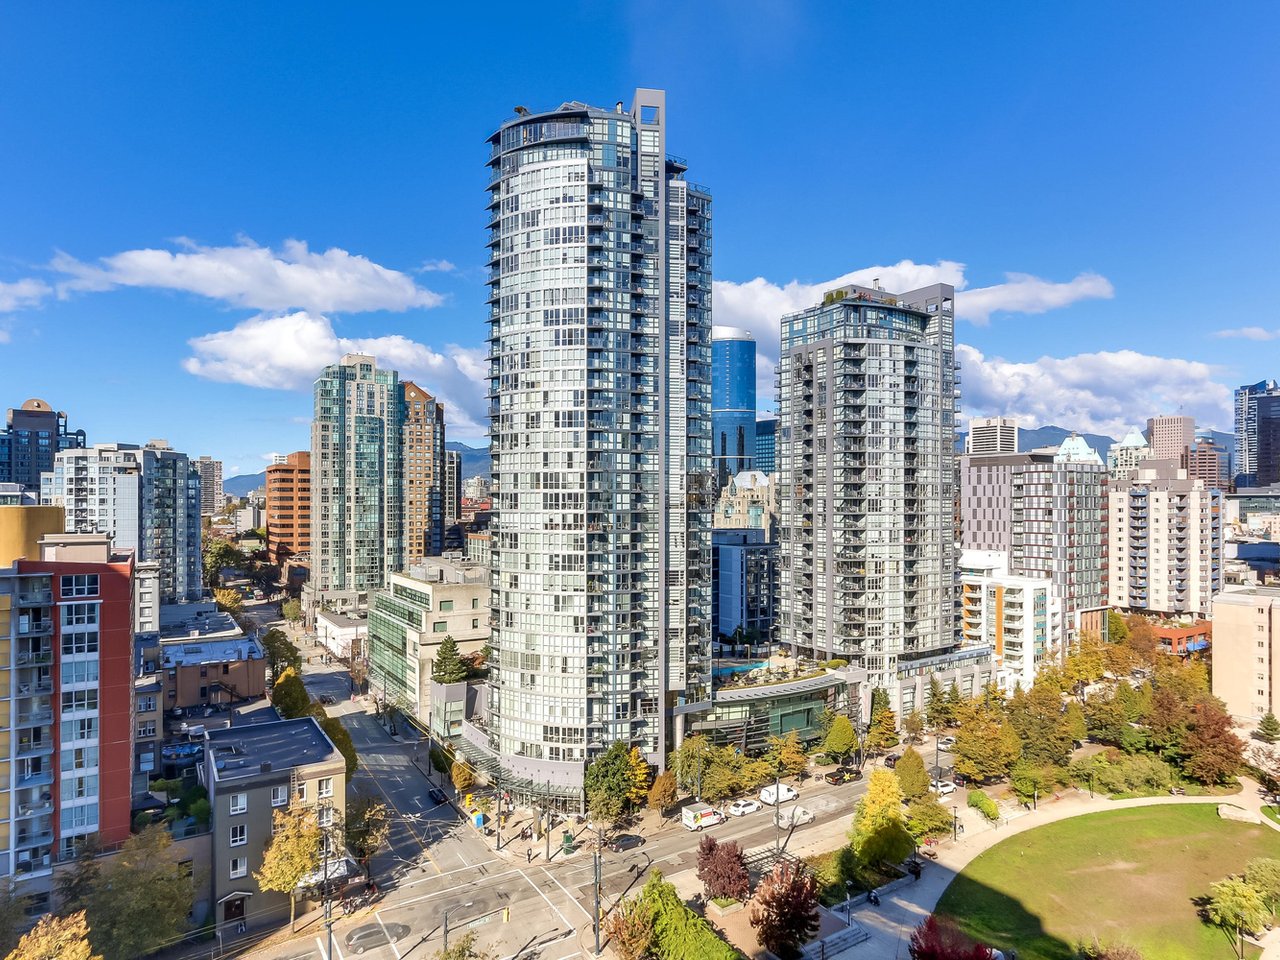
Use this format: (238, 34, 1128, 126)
(712, 327, 756, 487)
(485, 90, 713, 799)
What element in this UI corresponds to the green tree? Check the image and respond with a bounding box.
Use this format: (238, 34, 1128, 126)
(925, 674, 948, 729)
(281, 598, 303, 623)
(270, 667, 311, 719)
(823, 715, 855, 761)
(895, 747, 930, 801)
(1064, 700, 1087, 744)
(54, 834, 101, 914)
(870, 687, 890, 718)
(865, 707, 900, 755)
(1183, 701, 1244, 784)
(432, 634, 470, 683)
(850, 769, 915, 867)
(260, 627, 301, 677)
(451, 760, 475, 793)
(902, 709, 925, 745)
(952, 702, 1021, 783)
(1009, 760, 1056, 805)
(254, 803, 322, 931)
(765, 731, 809, 778)
(1207, 877, 1270, 959)
(1258, 712, 1280, 745)
(638, 870, 743, 960)
(602, 894, 654, 960)
(319, 714, 358, 779)
(345, 790, 391, 877)
(1245, 858, 1280, 918)
(585, 742, 634, 809)
(671, 734, 715, 798)
(648, 770, 678, 817)
(84, 826, 195, 960)
(0, 877, 32, 957)
(1007, 683, 1073, 767)
(945, 681, 964, 719)
(749, 861, 820, 960)
(626, 747, 652, 807)
(967, 789, 999, 822)
(433, 930, 495, 960)
(588, 788, 626, 828)
(1107, 609, 1130, 645)
(1145, 687, 1190, 761)
(1083, 691, 1145, 752)
(7, 911, 102, 960)
(905, 796, 953, 843)
(202, 537, 243, 588)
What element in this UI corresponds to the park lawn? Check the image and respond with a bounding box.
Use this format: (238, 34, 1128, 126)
(937, 805, 1280, 960)
(1263, 805, 1280, 828)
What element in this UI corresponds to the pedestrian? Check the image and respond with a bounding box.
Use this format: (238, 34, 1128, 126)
(526, 848, 532, 864)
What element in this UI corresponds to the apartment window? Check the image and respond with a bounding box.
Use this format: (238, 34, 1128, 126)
(61, 746, 98, 772)
(297, 783, 308, 802)
(61, 632, 99, 656)
(433, 622, 448, 633)
(230, 857, 247, 879)
(62, 718, 98, 742)
(439, 599, 454, 612)
(230, 793, 247, 815)
(62, 690, 99, 713)
(137, 722, 156, 738)
(60, 575, 100, 598)
(62, 661, 99, 685)
(472, 598, 480, 609)
(472, 618, 480, 629)
(271, 785, 288, 807)
(318, 777, 334, 799)
(137, 695, 156, 712)
(229, 824, 247, 847)
(318, 806, 334, 828)
(61, 603, 99, 627)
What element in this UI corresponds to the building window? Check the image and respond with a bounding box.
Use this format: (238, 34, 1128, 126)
(61, 689, 99, 713)
(60, 574, 100, 598)
(61, 631, 100, 656)
(230, 857, 247, 879)
(472, 598, 480, 609)
(137, 695, 156, 712)
(318, 806, 334, 828)
(230, 793, 247, 815)
(472, 618, 480, 629)
(318, 777, 333, 799)
(297, 783, 307, 802)
(439, 600, 454, 611)
(138, 751, 156, 774)
(271, 785, 288, 807)
(137, 722, 156, 738)
(61, 603, 99, 627)
(229, 824, 247, 847)
(433, 622, 448, 633)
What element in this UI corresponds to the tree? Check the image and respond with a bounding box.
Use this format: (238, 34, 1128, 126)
(7, 911, 102, 960)
(261, 628, 301, 677)
(451, 760, 475, 792)
(602, 895, 654, 960)
(588, 788, 626, 828)
(823, 715, 855, 760)
(271, 667, 311, 719)
(432, 634, 470, 683)
(1107, 609, 1130, 644)
(638, 870, 742, 960)
(432, 930, 495, 960)
(671, 734, 714, 798)
(903, 709, 925, 745)
(282, 598, 303, 623)
(585, 742, 634, 812)
(765, 731, 809, 778)
(696, 835, 750, 901)
(696, 834, 719, 878)
(908, 914, 990, 960)
(1183, 701, 1244, 784)
(750, 861, 820, 960)
(1258, 712, 1280, 745)
(905, 796, 953, 843)
(1007, 683, 1074, 767)
(945, 681, 964, 719)
(345, 790, 391, 877)
(851, 769, 915, 867)
(84, 826, 195, 960)
(626, 747, 651, 807)
(1064, 700, 1087, 744)
(0, 878, 31, 957)
(1207, 877, 1270, 959)
(648, 770, 678, 817)
(54, 834, 101, 914)
(1144, 687, 1189, 761)
(1064, 631, 1108, 689)
(319, 714, 358, 779)
(255, 803, 322, 931)
(213, 587, 243, 614)
(203, 537, 243, 588)
(1245, 858, 1280, 918)
(1010, 760, 1056, 805)
(1124, 615, 1161, 664)
(895, 747, 930, 801)
(952, 701, 1021, 783)
(865, 707, 900, 755)
(926, 674, 948, 729)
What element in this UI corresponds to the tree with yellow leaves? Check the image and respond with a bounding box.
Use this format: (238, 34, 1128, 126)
(6, 911, 101, 960)
(626, 746, 651, 806)
(254, 803, 323, 930)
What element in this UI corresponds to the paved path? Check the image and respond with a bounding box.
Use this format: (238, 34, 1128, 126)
(847, 779, 1279, 959)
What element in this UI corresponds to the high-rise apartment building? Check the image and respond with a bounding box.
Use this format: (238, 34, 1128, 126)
(960, 550, 1063, 691)
(1235, 379, 1280, 487)
(0, 399, 85, 492)
(1187, 433, 1231, 489)
(778, 281, 989, 711)
(754, 417, 778, 475)
(264, 451, 310, 566)
(194, 456, 224, 516)
(41, 441, 201, 603)
(965, 416, 1018, 455)
(1109, 462, 1222, 617)
(308, 354, 403, 613)
(1146, 414, 1194, 465)
(961, 438, 1108, 641)
(0, 517, 136, 908)
(1257, 394, 1280, 488)
(401, 382, 446, 561)
(442, 450, 462, 528)
(485, 90, 713, 794)
(712, 327, 756, 486)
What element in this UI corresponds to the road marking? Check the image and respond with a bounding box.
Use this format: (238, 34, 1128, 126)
(391, 865, 526, 910)
(524, 870, 576, 926)
(412, 797, 423, 809)
(375, 910, 401, 960)
(314, 935, 331, 960)
(538, 866, 591, 922)
(356, 753, 444, 876)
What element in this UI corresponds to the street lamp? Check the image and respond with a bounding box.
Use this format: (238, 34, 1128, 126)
(1089, 771, 1095, 799)
(1032, 786, 1038, 811)
(952, 806, 958, 842)
(443, 901, 474, 952)
(843, 880, 855, 927)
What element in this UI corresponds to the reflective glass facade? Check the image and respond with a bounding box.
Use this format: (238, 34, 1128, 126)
(712, 332, 756, 486)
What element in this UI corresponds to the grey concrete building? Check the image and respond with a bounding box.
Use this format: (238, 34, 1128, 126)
(195, 456, 224, 516)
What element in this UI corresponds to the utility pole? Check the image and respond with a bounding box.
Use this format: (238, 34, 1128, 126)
(321, 801, 335, 960)
(495, 771, 502, 851)
(774, 769, 782, 855)
(593, 835, 602, 956)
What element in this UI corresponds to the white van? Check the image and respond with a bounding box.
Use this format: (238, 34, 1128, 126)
(682, 802, 725, 832)
(760, 784, 798, 806)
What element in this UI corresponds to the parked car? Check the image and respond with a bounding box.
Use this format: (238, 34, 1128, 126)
(824, 767, 863, 785)
(938, 736, 957, 750)
(883, 754, 901, 769)
(930, 779, 957, 797)
(608, 833, 645, 852)
(728, 798, 761, 817)
(319, 694, 336, 705)
(346, 922, 410, 954)
(773, 806, 815, 829)
(760, 784, 799, 805)
(427, 787, 448, 806)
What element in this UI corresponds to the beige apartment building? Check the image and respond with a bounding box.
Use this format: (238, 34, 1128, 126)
(713, 470, 778, 537)
(401, 381, 445, 562)
(264, 451, 310, 567)
(1212, 586, 1280, 720)
(1146, 414, 1195, 464)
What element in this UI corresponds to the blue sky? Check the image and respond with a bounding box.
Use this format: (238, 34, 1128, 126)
(1, 2, 1276, 476)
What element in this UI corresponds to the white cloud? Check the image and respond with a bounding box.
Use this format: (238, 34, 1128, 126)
(957, 344, 1232, 437)
(52, 238, 444, 313)
(0, 278, 52, 312)
(960, 272, 1114, 326)
(261, 451, 284, 462)
(183, 311, 489, 440)
(418, 259, 457, 273)
(1215, 326, 1280, 341)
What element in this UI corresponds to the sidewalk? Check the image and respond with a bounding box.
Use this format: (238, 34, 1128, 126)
(849, 779, 1272, 959)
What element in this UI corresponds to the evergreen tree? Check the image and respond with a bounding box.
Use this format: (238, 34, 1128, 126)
(1258, 712, 1280, 745)
(1007, 683, 1073, 767)
(270, 667, 310, 719)
(432, 634, 470, 683)
(823, 715, 855, 760)
(925, 674, 948, 729)
(894, 747, 930, 800)
(945, 681, 964, 719)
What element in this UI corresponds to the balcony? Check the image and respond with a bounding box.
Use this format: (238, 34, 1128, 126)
(16, 590, 52, 607)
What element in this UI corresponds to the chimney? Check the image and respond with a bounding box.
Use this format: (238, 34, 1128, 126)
(616, 101, 624, 113)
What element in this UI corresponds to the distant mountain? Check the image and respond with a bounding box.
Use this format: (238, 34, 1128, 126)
(224, 472, 266, 497)
(954, 425, 1118, 457)
(447, 441, 491, 480)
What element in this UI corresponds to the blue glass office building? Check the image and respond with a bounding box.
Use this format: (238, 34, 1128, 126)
(755, 418, 777, 475)
(713, 328, 756, 486)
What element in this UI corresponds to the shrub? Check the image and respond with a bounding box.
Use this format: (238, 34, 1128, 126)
(967, 789, 999, 822)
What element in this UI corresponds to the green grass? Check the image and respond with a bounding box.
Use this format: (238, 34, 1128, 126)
(937, 805, 1278, 960)
(1263, 805, 1280, 827)
(805, 848, 901, 905)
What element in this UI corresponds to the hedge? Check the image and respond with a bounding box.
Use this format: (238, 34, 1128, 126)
(967, 789, 999, 822)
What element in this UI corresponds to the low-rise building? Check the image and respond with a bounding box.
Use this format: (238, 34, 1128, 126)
(141, 603, 267, 710)
(1211, 586, 1280, 720)
(315, 610, 367, 662)
(960, 550, 1063, 691)
(202, 718, 347, 938)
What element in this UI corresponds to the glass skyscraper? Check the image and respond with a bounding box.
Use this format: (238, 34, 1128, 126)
(1235, 379, 1279, 488)
(755, 417, 778, 475)
(712, 328, 756, 486)
(486, 90, 713, 798)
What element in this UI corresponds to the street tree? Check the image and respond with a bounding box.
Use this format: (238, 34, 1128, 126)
(1258, 712, 1280, 745)
(202, 538, 243, 588)
(432, 634, 470, 683)
(255, 803, 323, 931)
(1207, 877, 1270, 959)
(432, 930, 495, 960)
(261, 628, 301, 677)
(602, 895, 654, 960)
(213, 587, 243, 615)
(349, 656, 369, 693)
(865, 707, 900, 755)
(648, 770, 678, 818)
(319, 714, 359, 779)
(270, 667, 311, 719)
(926, 674, 948, 729)
(626, 746, 651, 806)
(823, 715, 855, 761)
(902, 709, 925, 745)
(671, 734, 714, 797)
(588, 788, 626, 829)
(766, 730, 809, 778)
(345, 790, 392, 877)
(1183, 701, 1245, 784)
(84, 825, 196, 960)
(1245, 858, 1280, 918)
(895, 747, 930, 801)
(750, 861, 820, 960)
(905, 796, 953, 843)
(7, 911, 101, 960)
(851, 769, 915, 867)
(584, 742, 634, 809)
(281, 598, 303, 623)
(451, 760, 475, 793)
(908, 914, 990, 960)
(0, 878, 31, 957)
(945, 681, 964, 718)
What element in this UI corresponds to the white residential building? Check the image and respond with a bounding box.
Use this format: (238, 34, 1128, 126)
(1108, 427, 1151, 480)
(965, 416, 1018, 455)
(960, 550, 1063, 691)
